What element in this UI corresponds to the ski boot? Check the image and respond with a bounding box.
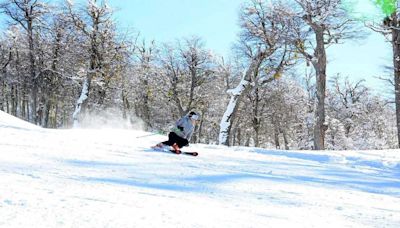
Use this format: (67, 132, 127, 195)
(171, 143, 182, 154)
(152, 143, 165, 149)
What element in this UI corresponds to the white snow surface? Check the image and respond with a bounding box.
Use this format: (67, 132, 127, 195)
(0, 111, 399, 228)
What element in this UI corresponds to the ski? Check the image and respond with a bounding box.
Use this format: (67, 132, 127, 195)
(170, 150, 198, 156)
(184, 152, 198, 156)
(151, 146, 198, 156)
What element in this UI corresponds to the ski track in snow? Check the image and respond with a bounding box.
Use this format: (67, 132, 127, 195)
(0, 111, 400, 227)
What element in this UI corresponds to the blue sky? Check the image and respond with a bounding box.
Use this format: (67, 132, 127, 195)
(327, 33, 391, 94)
(109, 0, 243, 56)
(107, 0, 392, 94)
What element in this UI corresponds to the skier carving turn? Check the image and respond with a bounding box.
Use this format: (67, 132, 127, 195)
(152, 111, 200, 156)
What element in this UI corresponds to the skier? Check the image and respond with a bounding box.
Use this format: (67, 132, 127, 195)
(153, 111, 200, 154)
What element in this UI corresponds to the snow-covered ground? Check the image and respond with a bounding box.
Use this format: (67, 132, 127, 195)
(0, 111, 399, 228)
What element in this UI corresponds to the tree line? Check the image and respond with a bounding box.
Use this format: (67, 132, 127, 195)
(0, 0, 398, 150)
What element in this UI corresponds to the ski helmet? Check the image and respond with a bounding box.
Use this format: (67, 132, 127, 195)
(189, 111, 200, 121)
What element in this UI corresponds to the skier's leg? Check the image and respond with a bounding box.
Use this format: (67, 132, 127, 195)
(162, 132, 177, 146)
(176, 138, 189, 148)
(164, 132, 181, 153)
(152, 142, 164, 148)
(171, 137, 188, 153)
(153, 132, 175, 149)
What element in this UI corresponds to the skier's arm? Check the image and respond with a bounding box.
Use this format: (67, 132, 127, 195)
(185, 128, 194, 142)
(171, 117, 185, 137)
(175, 117, 184, 129)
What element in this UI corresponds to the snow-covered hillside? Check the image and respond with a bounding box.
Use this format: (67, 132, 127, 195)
(0, 111, 399, 228)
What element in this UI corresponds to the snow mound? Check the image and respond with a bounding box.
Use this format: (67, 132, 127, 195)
(0, 111, 41, 130)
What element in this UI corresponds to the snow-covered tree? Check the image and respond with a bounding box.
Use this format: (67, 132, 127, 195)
(0, 0, 50, 123)
(261, 78, 309, 149)
(328, 76, 368, 136)
(126, 39, 157, 130)
(66, 0, 124, 127)
(325, 116, 348, 150)
(369, 0, 400, 148)
(289, 0, 357, 150)
(327, 76, 397, 149)
(219, 0, 294, 146)
(157, 37, 216, 120)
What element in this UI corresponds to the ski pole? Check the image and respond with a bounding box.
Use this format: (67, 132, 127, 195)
(135, 131, 165, 138)
(136, 133, 158, 138)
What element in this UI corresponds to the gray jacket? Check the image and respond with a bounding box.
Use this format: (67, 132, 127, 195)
(172, 115, 195, 140)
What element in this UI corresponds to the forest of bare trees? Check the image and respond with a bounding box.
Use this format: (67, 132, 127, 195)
(0, 0, 398, 150)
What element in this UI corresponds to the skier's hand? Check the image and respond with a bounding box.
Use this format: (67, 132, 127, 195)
(177, 126, 184, 131)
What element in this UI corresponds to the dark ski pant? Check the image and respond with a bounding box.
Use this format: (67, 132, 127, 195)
(162, 132, 189, 148)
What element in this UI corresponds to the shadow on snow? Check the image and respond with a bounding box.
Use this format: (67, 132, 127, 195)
(61, 148, 400, 197)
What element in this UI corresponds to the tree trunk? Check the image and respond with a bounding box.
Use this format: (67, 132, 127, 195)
(42, 99, 51, 128)
(122, 90, 130, 120)
(245, 133, 250, 147)
(218, 52, 265, 146)
(1, 47, 12, 113)
(11, 85, 17, 116)
(27, 18, 38, 124)
(274, 122, 280, 149)
(195, 110, 206, 143)
(22, 88, 28, 121)
(281, 127, 290, 150)
(53, 103, 59, 128)
(72, 76, 91, 128)
(219, 88, 247, 146)
(0, 78, 5, 112)
(252, 87, 260, 148)
(142, 78, 151, 129)
(312, 28, 328, 150)
(392, 13, 400, 148)
(254, 123, 260, 148)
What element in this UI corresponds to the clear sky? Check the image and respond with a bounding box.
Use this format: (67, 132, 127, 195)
(108, 0, 244, 57)
(107, 0, 392, 95)
(327, 33, 391, 95)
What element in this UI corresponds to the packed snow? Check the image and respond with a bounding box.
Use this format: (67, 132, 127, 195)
(0, 111, 399, 228)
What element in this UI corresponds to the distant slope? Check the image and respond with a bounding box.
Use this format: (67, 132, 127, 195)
(0, 111, 40, 130)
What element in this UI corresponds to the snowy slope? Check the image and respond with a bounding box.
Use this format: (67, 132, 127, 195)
(0, 111, 399, 228)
